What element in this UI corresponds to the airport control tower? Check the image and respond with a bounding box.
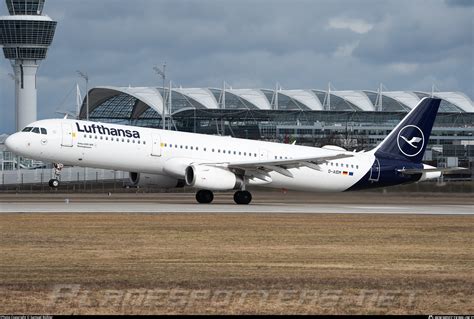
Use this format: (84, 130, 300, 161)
(0, 0, 57, 131)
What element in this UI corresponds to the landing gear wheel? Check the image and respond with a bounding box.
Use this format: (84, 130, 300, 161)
(196, 190, 214, 204)
(234, 190, 252, 205)
(49, 179, 60, 188)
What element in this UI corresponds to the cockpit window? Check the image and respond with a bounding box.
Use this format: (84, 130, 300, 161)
(22, 127, 33, 132)
(40, 128, 47, 135)
(32, 127, 40, 134)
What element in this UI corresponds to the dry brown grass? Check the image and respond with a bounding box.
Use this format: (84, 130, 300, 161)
(0, 213, 472, 314)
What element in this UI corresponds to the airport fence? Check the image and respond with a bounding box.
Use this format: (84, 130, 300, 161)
(0, 167, 130, 193)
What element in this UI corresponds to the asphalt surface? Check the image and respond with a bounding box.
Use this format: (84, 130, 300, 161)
(0, 201, 472, 214)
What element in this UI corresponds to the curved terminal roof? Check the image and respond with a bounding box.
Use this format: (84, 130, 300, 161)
(80, 86, 474, 118)
(381, 91, 420, 109)
(279, 90, 323, 111)
(331, 90, 375, 111)
(81, 86, 164, 119)
(432, 92, 474, 113)
(173, 88, 219, 110)
(226, 89, 272, 110)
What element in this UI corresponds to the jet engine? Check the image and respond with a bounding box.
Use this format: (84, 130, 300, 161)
(129, 172, 185, 188)
(185, 165, 244, 190)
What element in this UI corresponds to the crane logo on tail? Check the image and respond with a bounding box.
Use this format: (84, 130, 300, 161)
(397, 125, 425, 157)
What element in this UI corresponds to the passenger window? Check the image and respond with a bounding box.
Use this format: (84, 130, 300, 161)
(32, 127, 40, 134)
(40, 128, 47, 135)
(132, 140, 135, 143)
(196, 147, 199, 151)
(143, 141, 146, 145)
(100, 136, 103, 140)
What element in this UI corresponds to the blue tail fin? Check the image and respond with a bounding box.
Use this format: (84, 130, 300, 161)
(374, 97, 441, 163)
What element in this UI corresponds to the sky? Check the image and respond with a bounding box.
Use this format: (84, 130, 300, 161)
(0, 0, 473, 133)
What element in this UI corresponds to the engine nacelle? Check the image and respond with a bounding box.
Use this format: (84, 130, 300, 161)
(129, 172, 185, 188)
(185, 165, 244, 191)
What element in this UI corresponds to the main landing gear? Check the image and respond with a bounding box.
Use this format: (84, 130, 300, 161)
(196, 189, 214, 204)
(195, 189, 253, 205)
(48, 163, 63, 189)
(233, 190, 252, 205)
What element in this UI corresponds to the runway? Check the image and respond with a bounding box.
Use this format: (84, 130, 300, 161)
(0, 201, 472, 214)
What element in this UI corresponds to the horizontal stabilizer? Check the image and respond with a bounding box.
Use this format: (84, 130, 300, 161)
(397, 167, 468, 175)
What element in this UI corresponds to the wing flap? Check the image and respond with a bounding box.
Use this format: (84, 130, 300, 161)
(201, 153, 355, 178)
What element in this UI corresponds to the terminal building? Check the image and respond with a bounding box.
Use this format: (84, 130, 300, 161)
(1, 85, 474, 177)
(78, 86, 474, 168)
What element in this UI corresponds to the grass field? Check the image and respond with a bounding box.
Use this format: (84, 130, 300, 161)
(0, 211, 472, 314)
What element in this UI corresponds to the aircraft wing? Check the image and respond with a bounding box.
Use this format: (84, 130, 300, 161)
(397, 167, 468, 175)
(201, 153, 354, 179)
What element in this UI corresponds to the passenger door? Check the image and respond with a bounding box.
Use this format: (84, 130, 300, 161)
(61, 123, 74, 147)
(151, 133, 162, 157)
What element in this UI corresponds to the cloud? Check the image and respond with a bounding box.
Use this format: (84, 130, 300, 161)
(0, 0, 472, 133)
(387, 63, 419, 75)
(327, 17, 374, 34)
(334, 41, 360, 57)
(445, 0, 474, 7)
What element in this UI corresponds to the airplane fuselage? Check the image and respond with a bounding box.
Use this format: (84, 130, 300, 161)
(5, 118, 425, 192)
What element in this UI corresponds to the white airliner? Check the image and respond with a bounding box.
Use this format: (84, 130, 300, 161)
(5, 98, 463, 204)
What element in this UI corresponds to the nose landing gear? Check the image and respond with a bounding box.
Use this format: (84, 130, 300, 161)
(48, 163, 64, 188)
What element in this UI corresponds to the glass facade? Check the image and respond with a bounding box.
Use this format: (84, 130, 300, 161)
(6, 0, 44, 15)
(275, 93, 312, 111)
(89, 93, 138, 119)
(0, 20, 57, 46)
(158, 88, 207, 114)
(3, 47, 47, 59)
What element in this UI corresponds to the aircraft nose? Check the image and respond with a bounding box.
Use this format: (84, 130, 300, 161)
(5, 133, 20, 153)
